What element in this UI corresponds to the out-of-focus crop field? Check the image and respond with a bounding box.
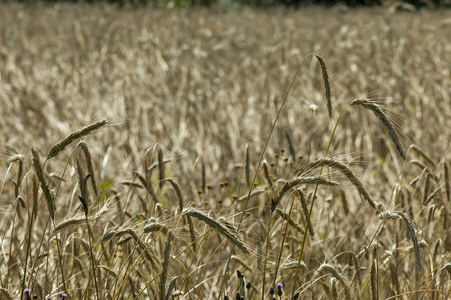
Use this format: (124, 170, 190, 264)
(1, 3, 451, 299)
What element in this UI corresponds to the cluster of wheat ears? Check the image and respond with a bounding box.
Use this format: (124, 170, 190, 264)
(1, 3, 451, 300)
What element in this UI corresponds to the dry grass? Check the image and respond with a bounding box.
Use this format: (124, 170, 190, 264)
(1, 2, 451, 299)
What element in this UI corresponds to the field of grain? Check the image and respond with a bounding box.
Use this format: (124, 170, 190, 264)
(1, 3, 451, 299)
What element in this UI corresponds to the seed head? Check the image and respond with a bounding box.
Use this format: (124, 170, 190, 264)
(277, 283, 283, 296)
(269, 286, 275, 295)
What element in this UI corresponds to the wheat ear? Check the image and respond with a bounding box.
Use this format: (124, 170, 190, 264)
(275, 208, 305, 234)
(160, 234, 174, 300)
(379, 211, 421, 271)
(315, 55, 332, 118)
(77, 142, 99, 197)
(370, 259, 378, 300)
(306, 159, 377, 208)
(245, 144, 250, 188)
(165, 277, 178, 300)
(134, 171, 158, 204)
(263, 160, 273, 188)
(55, 215, 86, 231)
(8, 154, 24, 198)
(297, 189, 314, 237)
(162, 178, 197, 251)
(351, 98, 406, 160)
(271, 176, 339, 211)
(201, 159, 206, 194)
(284, 129, 296, 161)
(157, 145, 165, 190)
(182, 208, 249, 254)
(314, 264, 350, 299)
(48, 119, 108, 159)
(444, 161, 450, 203)
(408, 144, 435, 169)
(31, 148, 55, 219)
(143, 219, 171, 236)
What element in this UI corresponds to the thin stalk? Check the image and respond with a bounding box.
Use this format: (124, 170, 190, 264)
(349, 220, 385, 288)
(52, 219, 68, 294)
(27, 217, 51, 290)
(8, 218, 16, 288)
(411, 251, 451, 300)
(262, 214, 275, 300)
(85, 216, 100, 300)
(291, 103, 351, 297)
(272, 192, 297, 287)
(1, 164, 13, 288)
(21, 178, 38, 300)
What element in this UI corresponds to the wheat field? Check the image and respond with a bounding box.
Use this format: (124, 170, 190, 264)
(1, 2, 451, 299)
